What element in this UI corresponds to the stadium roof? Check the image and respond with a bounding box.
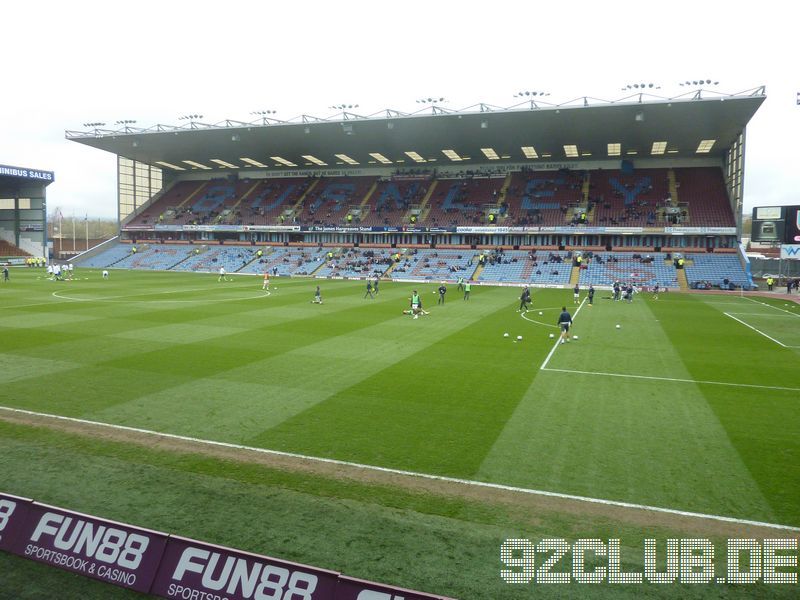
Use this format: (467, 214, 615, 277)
(66, 87, 765, 173)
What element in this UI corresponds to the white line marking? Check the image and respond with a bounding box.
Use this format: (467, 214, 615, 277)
(703, 301, 758, 307)
(540, 367, 800, 392)
(742, 296, 800, 318)
(52, 289, 271, 303)
(0, 405, 797, 532)
(540, 298, 586, 370)
(724, 313, 787, 348)
(725, 313, 797, 318)
(519, 312, 559, 329)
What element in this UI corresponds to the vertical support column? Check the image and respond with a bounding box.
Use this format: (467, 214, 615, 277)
(13, 196, 21, 247)
(725, 130, 746, 240)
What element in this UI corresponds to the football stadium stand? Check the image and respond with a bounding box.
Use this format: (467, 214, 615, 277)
(0, 240, 30, 257)
(589, 169, 670, 227)
(78, 242, 759, 291)
(359, 179, 431, 227)
(578, 252, 679, 288)
(504, 171, 584, 227)
(477, 250, 573, 285)
(314, 248, 394, 278)
(112, 246, 191, 270)
(684, 253, 752, 289)
(238, 246, 329, 276)
(171, 246, 257, 273)
(77, 164, 754, 287)
(77, 244, 133, 268)
(423, 177, 505, 227)
(122, 167, 736, 233)
(389, 249, 475, 281)
(294, 176, 378, 226)
(672, 167, 736, 227)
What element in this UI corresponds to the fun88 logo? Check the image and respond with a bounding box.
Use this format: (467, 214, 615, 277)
(29, 511, 150, 569)
(150, 536, 340, 600)
(0, 498, 19, 542)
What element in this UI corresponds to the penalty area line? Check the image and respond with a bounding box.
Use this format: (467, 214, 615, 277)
(540, 367, 800, 392)
(0, 405, 798, 532)
(724, 312, 787, 348)
(742, 295, 800, 318)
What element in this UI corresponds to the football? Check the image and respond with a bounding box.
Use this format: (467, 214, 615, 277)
(616, 324, 621, 329)
(503, 333, 509, 337)
(549, 333, 555, 339)
(517, 335, 523, 341)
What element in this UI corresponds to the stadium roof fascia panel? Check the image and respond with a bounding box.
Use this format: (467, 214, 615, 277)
(64, 86, 766, 140)
(64, 88, 766, 171)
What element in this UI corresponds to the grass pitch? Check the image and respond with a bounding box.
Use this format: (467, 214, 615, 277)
(1, 268, 799, 598)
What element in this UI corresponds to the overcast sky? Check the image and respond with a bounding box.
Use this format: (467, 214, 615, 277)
(1, 1, 796, 219)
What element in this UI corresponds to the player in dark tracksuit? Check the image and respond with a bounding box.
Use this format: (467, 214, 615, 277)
(557, 306, 573, 344)
(438, 284, 447, 305)
(587, 284, 595, 306)
(518, 287, 531, 312)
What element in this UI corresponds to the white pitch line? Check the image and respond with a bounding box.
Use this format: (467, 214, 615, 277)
(704, 301, 759, 307)
(540, 367, 800, 392)
(539, 298, 586, 370)
(725, 312, 796, 318)
(1, 405, 798, 533)
(52, 288, 271, 303)
(724, 312, 788, 348)
(519, 312, 559, 329)
(742, 295, 800, 318)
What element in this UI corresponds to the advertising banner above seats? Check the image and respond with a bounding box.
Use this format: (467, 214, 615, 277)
(132, 223, 737, 235)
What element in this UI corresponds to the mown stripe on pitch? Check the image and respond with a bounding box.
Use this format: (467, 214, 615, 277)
(251, 297, 543, 477)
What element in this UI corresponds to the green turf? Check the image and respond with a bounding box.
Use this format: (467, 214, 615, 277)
(1, 270, 799, 524)
(1, 419, 797, 599)
(1, 268, 800, 597)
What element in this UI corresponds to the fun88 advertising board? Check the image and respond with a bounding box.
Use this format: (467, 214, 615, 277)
(9, 500, 169, 593)
(150, 535, 340, 600)
(0, 493, 33, 553)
